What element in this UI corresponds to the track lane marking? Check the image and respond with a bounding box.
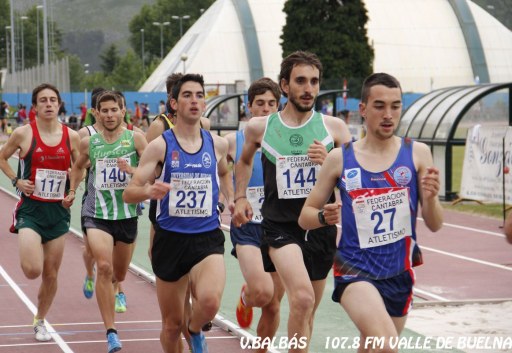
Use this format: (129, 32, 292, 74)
(0, 266, 73, 353)
(421, 246, 512, 271)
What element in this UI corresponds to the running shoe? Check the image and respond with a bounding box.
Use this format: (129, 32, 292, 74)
(202, 321, 213, 331)
(83, 275, 95, 299)
(235, 284, 253, 328)
(115, 293, 127, 313)
(106, 332, 122, 353)
(190, 331, 208, 353)
(33, 318, 51, 342)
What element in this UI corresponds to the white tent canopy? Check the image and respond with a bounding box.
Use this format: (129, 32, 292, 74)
(140, 0, 512, 93)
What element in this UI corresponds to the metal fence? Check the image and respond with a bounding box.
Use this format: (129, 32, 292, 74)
(2, 57, 70, 94)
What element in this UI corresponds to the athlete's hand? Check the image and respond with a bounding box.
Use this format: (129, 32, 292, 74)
(17, 179, 35, 197)
(117, 158, 132, 174)
(232, 197, 252, 227)
(421, 167, 440, 199)
(307, 139, 327, 165)
(147, 181, 171, 200)
(62, 191, 75, 209)
(323, 202, 341, 225)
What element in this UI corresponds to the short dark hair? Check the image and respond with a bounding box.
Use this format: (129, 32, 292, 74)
(112, 90, 126, 108)
(171, 73, 205, 101)
(278, 51, 323, 98)
(166, 73, 183, 94)
(96, 90, 124, 110)
(361, 73, 402, 103)
(248, 77, 281, 105)
(91, 87, 106, 109)
(165, 73, 184, 114)
(31, 83, 62, 106)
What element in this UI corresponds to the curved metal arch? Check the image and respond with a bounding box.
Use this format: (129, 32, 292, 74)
(425, 86, 482, 141)
(448, 0, 490, 83)
(445, 83, 512, 141)
(232, 0, 264, 83)
(414, 88, 468, 140)
(399, 88, 453, 137)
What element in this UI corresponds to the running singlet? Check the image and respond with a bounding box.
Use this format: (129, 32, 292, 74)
(156, 113, 174, 130)
(19, 121, 71, 202)
(156, 129, 220, 233)
(82, 129, 138, 220)
(261, 111, 334, 223)
(335, 138, 421, 280)
(235, 130, 264, 223)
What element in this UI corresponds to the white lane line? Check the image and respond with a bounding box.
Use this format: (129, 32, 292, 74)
(0, 320, 162, 329)
(418, 217, 505, 238)
(413, 288, 449, 302)
(421, 246, 512, 271)
(0, 335, 238, 348)
(0, 266, 74, 353)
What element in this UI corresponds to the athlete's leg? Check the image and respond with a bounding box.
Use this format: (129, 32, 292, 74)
(87, 228, 116, 330)
(37, 235, 66, 320)
(83, 235, 95, 279)
(256, 272, 285, 353)
(270, 244, 314, 353)
(188, 254, 225, 333)
(156, 275, 189, 353)
(236, 244, 273, 307)
(18, 228, 44, 279)
(339, 281, 399, 353)
(309, 278, 327, 337)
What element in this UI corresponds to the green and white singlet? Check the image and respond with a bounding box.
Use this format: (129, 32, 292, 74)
(82, 129, 139, 220)
(261, 111, 334, 223)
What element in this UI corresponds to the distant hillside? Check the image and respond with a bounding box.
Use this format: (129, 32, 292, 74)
(14, 0, 156, 71)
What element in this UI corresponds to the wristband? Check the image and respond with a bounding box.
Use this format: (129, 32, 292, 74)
(234, 196, 247, 203)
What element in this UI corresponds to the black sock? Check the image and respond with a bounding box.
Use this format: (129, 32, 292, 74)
(106, 328, 117, 336)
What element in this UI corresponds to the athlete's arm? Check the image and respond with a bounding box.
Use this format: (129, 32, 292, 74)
(117, 132, 147, 175)
(200, 116, 211, 130)
(224, 132, 237, 164)
(213, 134, 234, 212)
(414, 141, 443, 232)
(123, 137, 169, 203)
(68, 129, 81, 165)
(307, 116, 351, 165)
(232, 116, 265, 226)
(0, 125, 35, 195)
(63, 136, 91, 208)
(77, 126, 90, 140)
(145, 118, 165, 143)
(325, 115, 352, 147)
(0, 126, 25, 181)
(299, 148, 343, 230)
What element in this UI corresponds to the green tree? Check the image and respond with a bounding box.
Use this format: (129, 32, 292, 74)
(0, 0, 9, 70)
(68, 54, 86, 91)
(281, 0, 373, 97)
(100, 44, 120, 74)
(129, 0, 215, 64)
(110, 49, 144, 91)
(473, 0, 511, 30)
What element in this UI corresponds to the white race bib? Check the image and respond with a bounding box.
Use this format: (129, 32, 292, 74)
(276, 155, 319, 199)
(169, 177, 213, 217)
(353, 188, 412, 249)
(34, 168, 67, 200)
(247, 186, 264, 223)
(95, 158, 131, 190)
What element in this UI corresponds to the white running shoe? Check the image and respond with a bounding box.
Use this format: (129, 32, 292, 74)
(33, 319, 52, 342)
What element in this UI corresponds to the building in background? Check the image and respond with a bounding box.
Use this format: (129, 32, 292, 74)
(140, 0, 512, 94)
